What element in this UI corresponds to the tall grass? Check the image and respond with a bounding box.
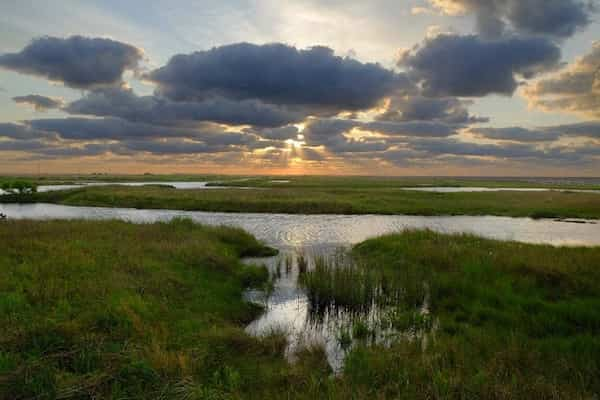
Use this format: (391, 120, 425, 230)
(3, 221, 600, 398)
(299, 253, 429, 314)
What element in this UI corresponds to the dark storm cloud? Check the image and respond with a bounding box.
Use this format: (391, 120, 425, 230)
(66, 87, 305, 128)
(429, 0, 595, 38)
(13, 94, 64, 111)
(377, 95, 488, 124)
(0, 36, 143, 89)
(525, 42, 600, 118)
(399, 34, 562, 97)
(147, 43, 409, 112)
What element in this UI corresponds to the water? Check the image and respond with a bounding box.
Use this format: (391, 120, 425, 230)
(1, 203, 597, 247)
(2, 202, 599, 370)
(0, 181, 243, 195)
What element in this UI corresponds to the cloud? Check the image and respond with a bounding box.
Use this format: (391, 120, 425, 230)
(407, 137, 593, 164)
(13, 94, 64, 111)
(148, 42, 408, 113)
(0, 122, 55, 140)
(121, 139, 232, 154)
(546, 121, 600, 139)
(26, 117, 272, 151)
(0, 139, 49, 152)
(428, 0, 595, 38)
(470, 127, 562, 142)
(244, 126, 300, 140)
(301, 117, 458, 154)
(65, 87, 305, 128)
(399, 34, 561, 97)
(0, 36, 143, 89)
(377, 95, 488, 124)
(411, 7, 434, 15)
(525, 42, 600, 118)
(472, 121, 600, 142)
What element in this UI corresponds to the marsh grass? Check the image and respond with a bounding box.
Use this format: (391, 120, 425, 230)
(299, 253, 429, 314)
(343, 229, 600, 398)
(0, 219, 339, 399)
(3, 220, 600, 399)
(6, 182, 600, 219)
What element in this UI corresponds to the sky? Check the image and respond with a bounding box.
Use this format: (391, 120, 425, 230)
(0, 0, 599, 176)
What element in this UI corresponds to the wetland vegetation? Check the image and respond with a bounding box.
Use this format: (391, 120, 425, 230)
(5, 182, 600, 220)
(2, 218, 599, 399)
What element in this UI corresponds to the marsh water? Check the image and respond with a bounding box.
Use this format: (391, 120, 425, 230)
(2, 202, 599, 370)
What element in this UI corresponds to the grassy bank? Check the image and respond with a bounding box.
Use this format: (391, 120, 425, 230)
(315, 231, 600, 398)
(2, 221, 599, 398)
(9, 184, 600, 219)
(2, 175, 600, 190)
(0, 219, 335, 399)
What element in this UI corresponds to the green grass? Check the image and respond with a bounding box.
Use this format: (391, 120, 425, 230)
(4, 174, 599, 189)
(2, 220, 600, 398)
(0, 219, 337, 399)
(340, 230, 600, 398)
(207, 175, 600, 190)
(8, 183, 600, 219)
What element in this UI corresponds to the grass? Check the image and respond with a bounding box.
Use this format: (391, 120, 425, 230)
(340, 230, 600, 398)
(0, 218, 336, 399)
(7, 183, 600, 219)
(2, 219, 600, 398)
(2, 174, 600, 190)
(207, 175, 600, 190)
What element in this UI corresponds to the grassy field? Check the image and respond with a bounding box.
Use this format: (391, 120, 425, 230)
(2, 221, 599, 399)
(0, 219, 332, 400)
(2, 174, 600, 189)
(316, 230, 600, 398)
(8, 183, 600, 219)
(207, 175, 600, 190)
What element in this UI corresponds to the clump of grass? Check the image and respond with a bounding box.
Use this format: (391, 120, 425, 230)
(298, 255, 383, 313)
(298, 254, 427, 314)
(351, 320, 371, 340)
(338, 329, 353, 350)
(297, 253, 309, 275)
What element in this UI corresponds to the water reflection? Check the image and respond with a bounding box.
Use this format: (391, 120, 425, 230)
(243, 248, 433, 372)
